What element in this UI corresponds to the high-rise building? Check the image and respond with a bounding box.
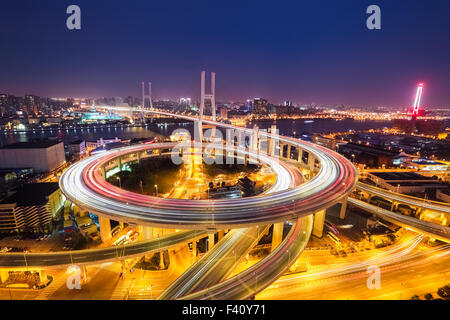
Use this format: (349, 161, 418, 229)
(0, 94, 8, 108)
(24, 94, 40, 108)
(246, 100, 252, 112)
(0, 94, 7, 117)
(0, 183, 64, 232)
(220, 108, 228, 119)
(253, 98, 268, 114)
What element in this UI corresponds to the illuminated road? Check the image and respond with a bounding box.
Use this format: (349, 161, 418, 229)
(349, 198, 450, 243)
(60, 110, 357, 230)
(257, 235, 450, 300)
(34, 108, 355, 299)
(179, 215, 313, 300)
(159, 225, 270, 299)
(0, 230, 206, 268)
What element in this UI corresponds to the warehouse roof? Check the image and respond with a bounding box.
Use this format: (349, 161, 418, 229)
(1, 140, 61, 149)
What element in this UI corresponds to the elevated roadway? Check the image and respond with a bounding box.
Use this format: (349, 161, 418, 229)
(356, 182, 450, 216)
(159, 225, 270, 300)
(349, 198, 450, 243)
(60, 110, 358, 230)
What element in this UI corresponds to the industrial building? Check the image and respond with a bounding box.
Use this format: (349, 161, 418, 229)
(338, 143, 399, 168)
(313, 134, 337, 151)
(0, 140, 65, 173)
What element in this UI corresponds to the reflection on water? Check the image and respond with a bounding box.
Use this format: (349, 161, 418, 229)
(0, 119, 393, 147)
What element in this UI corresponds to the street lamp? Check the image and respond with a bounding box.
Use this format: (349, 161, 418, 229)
(154, 184, 158, 196)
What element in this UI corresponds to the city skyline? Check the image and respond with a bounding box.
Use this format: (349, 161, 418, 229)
(1, 0, 450, 107)
(1, 0, 450, 307)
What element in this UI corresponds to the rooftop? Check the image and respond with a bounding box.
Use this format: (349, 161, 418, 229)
(1, 183, 59, 206)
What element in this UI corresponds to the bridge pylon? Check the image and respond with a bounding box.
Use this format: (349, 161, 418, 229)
(197, 71, 216, 141)
(140, 81, 153, 123)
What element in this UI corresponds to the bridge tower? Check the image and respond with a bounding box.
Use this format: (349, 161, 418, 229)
(412, 82, 424, 118)
(140, 81, 154, 123)
(196, 71, 216, 142)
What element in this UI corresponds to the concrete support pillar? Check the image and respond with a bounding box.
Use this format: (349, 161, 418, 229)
(153, 227, 164, 238)
(312, 210, 326, 238)
(339, 198, 348, 220)
(100, 166, 106, 179)
(116, 157, 122, 171)
(81, 266, 87, 283)
(99, 216, 112, 243)
(0, 270, 9, 283)
(73, 205, 80, 217)
(39, 270, 48, 284)
(266, 137, 272, 156)
(192, 241, 197, 257)
(208, 233, 215, 251)
(279, 144, 285, 159)
(272, 222, 284, 252)
(236, 131, 242, 147)
(211, 126, 217, 142)
(267, 125, 278, 156)
(308, 153, 315, 171)
(225, 129, 237, 165)
(286, 144, 291, 160)
(218, 230, 224, 241)
(297, 149, 303, 162)
(137, 152, 141, 164)
(159, 252, 165, 269)
(142, 226, 154, 240)
(252, 126, 259, 152)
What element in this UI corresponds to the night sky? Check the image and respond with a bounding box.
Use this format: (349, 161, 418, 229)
(1, 0, 449, 107)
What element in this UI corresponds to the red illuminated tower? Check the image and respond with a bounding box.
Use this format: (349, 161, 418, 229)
(412, 82, 424, 118)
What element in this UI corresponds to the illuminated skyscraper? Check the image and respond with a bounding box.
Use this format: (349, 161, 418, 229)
(412, 82, 424, 117)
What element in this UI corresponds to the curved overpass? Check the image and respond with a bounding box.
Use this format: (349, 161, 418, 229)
(60, 110, 357, 230)
(0, 230, 206, 268)
(178, 215, 314, 300)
